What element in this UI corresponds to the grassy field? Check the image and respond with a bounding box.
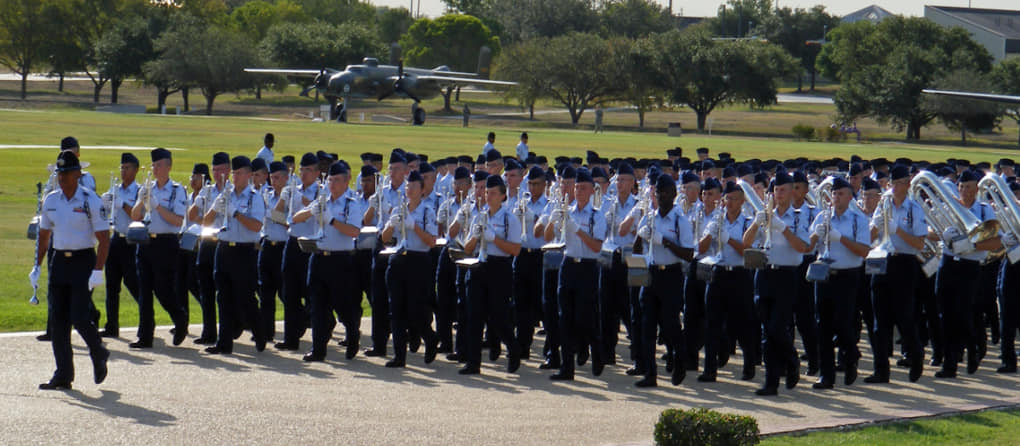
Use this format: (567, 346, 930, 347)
(2, 105, 1020, 332)
(762, 408, 1020, 446)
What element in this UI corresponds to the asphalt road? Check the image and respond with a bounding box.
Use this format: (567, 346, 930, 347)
(1, 322, 1017, 445)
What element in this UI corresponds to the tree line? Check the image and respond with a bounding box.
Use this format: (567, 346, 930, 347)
(1, 0, 1017, 142)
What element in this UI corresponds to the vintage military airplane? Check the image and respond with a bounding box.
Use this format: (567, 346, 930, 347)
(922, 89, 1020, 105)
(246, 57, 516, 125)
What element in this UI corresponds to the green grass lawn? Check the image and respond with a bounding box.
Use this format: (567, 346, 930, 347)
(1, 108, 1018, 332)
(762, 408, 1020, 446)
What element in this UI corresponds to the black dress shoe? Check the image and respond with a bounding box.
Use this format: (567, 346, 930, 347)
(635, 377, 657, 388)
(577, 348, 589, 366)
(338, 339, 349, 347)
(129, 340, 153, 349)
(896, 357, 912, 368)
(346, 335, 360, 360)
(718, 353, 730, 368)
(446, 352, 462, 362)
(36, 333, 52, 342)
(625, 367, 646, 376)
(409, 336, 421, 354)
(99, 329, 119, 338)
(786, 363, 800, 389)
(384, 359, 406, 368)
(303, 352, 325, 362)
(539, 359, 560, 370)
(489, 343, 501, 361)
(275, 342, 298, 351)
(996, 365, 1017, 373)
(437, 343, 453, 354)
(39, 380, 72, 391)
(92, 348, 110, 384)
(934, 368, 957, 379)
(424, 338, 438, 365)
(549, 372, 574, 381)
(741, 367, 755, 381)
(806, 364, 819, 377)
(967, 350, 979, 374)
(363, 348, 386, 357)
(671, 366, 686, 386)
(844, 364, 858, 386)
(592, 358, 605, 377)
(172, 326, 188, 346)
(930, 357, 943, 367)
(458, 365, 480, 375)
(508, 355, 521, 373)
(812, 379, 833, 389)
(697, 373, 716, 382)
(755, 386, 778, 396)
(910, 361, 923, 382)
(255, 336, 266, 352)
(863, 374, 889, 384)
(204, 346, 231, 355)
(193, 336, 216, 345)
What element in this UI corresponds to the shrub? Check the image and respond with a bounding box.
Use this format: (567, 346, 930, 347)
(654, 408, 760, 446)
(819, 125, 843, 142)
(792, 124, 815, 140)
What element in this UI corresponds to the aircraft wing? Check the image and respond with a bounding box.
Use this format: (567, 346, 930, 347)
(922, 89, 1020, 105)
(244, 68, 334, 77)
(415, 74, 517, 87)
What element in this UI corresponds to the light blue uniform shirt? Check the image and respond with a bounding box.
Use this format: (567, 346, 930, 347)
(942, 200, 995, 262)
(80, 171, 97, 192)
(638, 205, 694, 265)
(255, 146, 274, 163)
(40, 186, 109, 250)
(563, 201, 607, 260)
(601, 193, 637, 249)
(516, 141, 529, 161)
(482, 142, 495, 155)
(798, 202, 820, 255)
(379, 181, 407, 224)
(871, 197, 926, 256)
(313, 192, 364, 251)
(217, 184, 266, 244)
(474, 204, 521, 258)
(810, 207, 870, 269)
(287, 181, 322, 238)
(398, 201, 437, 253)
(716, 213, 753, 267)
(522, 194, 548, 250)
(758, 205, 810, 267)
(146, 179, 188, 235)
(261, 187, 289, 242)
(110, 181, 139, 234)
(692, 205, 722, 260)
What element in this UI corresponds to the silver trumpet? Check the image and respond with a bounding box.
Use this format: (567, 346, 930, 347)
(517, 189, 531, 241)
(744, 190, 772, 269)
(806, 199, 835, 282)
(696, 199, 725, 281)
(865, 190, 897, 275)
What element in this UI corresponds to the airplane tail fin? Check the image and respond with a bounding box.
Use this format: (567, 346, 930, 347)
(476, 46, 492, 80)
(389, 43, 402, 66)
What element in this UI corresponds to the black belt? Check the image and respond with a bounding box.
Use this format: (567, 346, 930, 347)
(767, 265, 799, 271)
(218, 241, 255, 248)
(54, 248, 94, 258)
(113, 232, 127, 239)
(150, 233, 177, 240)
(890, 253, 916, 259)
(830, 266, 863, 275)
(262, 239, 286, 247)
(317, 250, 352, 256)
(649, 263, 684, 271)
(402, 250, 430, 257)
(714, 265, 746, 272)
(520, 248, 543, 254)
(945, 254, 979, 265)
(565, 256, 596, 264)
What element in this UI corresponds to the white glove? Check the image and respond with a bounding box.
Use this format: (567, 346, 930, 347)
(137, 186, 151, 208)
(651, 230, 664, 245)
(29, 265, 40, 289)
(550, 209, 565, 224)
(280, 185, 294, 204)
(388, 213, 402, 230)
(564, 217, 581, 234)
(753, 211, 767, 227)
(828, 228, 842, 243)
(88, 270, 104, 291)
(437, 206, 449, 225)
(212, 193, 228, 214)
(1002, 232, 1018, 247)
(942, 227, 961, 242)
(706, 222, 729, 243)
(309, 202, 323, 217)
(101, 192, 114, 213)
(483, 226, 496, 242)
(637, 225, 652, 242)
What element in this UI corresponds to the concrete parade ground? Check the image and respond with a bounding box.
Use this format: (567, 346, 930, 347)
(1, 321, 1018, 445)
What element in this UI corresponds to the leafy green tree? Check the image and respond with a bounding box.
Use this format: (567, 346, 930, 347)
(292, 0, 374, 25)
(400, 14, 500, 111)
(612, 36, 660, 127)
(95, 16, 155, 103)
(713, 0, 773, 37)
(493, 38, 549, 120)
(0, 0, 48, 99)
(260, 21, 384, 69)
(653, 26, 796, 131)
(818, 17, 994, 140)
(924, 69, 1001, 145)
(444, 0, 599, 44)
(598, 0, 673, 39)
(230, 0, 308, 41)
(992, 58, 1020, 146)
(752, 5, 839, 91)
(377, 7, 414, 44)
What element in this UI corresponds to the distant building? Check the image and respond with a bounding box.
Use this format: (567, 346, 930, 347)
(842, 5, 895, 24)
(925, 5, 1020, 62)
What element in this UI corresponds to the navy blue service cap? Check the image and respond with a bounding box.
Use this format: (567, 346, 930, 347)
(251, 158, 268, 172)
(360, 165, 377, 177)
(723, 181, 742, 194)
(120, 152, 139, 167)
(526, 166, 546, 181)
(575, 168, 594, 184)
(680, 172, 699, 185)
(485, 149, 502, 163)
(212, 151, 230, 166)
(703, 177, 721, 191)
(328, 161, 350, 176)
(55, 150, 82, 172)
(269, 161, 288, 174)
(300, 152, 318, 167)
(616, 162, 634, 176)
(407, 170, 423, 184)
(60, 136, 79, 151)
(152, 148, 173, 163)
(193, 163, 210, 177)
(591, 167, 608, 180)
(454, 166, 471, 180)
(959, 169, 981, 183)
(418, 162, 435, 174)
(473, 170, 489, 182)
(890, 165, 910, 180)
(773, 172, 794, 186)
(862, 178, 881, 191)
(231, 156, 252, 171)
(830, 177, 852, 191)
(486, 175, 504, 189)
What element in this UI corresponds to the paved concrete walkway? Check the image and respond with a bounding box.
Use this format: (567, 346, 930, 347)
(1, 322, 1017, 445)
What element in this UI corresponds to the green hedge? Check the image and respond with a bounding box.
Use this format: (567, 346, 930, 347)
(654, 408, 760, 446)
(792, 123, 815, 140)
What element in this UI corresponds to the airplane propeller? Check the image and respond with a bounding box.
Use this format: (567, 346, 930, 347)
(300, 68, 328, 97)
(378, 60, 420, 103)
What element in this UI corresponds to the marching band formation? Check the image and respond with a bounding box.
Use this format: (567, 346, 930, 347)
(29, 135, 1020, 396)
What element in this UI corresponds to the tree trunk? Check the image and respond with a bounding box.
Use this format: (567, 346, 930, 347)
(205, 93, 215, 115)
(1017, 122, 1019, 147)
(569, 106, 580, 126)
(20, 71, 27, 100)
(455, 86, 461, 102)
(256, 85, 262, 100)
(183, 88, 190, 112)
(696, 111, 708, 132)
(638, 107, 645, 128)
(441, 86, 454, 112)
(58, 72, 64, 92)
(529, 102, 534, 120)
(796, 73, 802, 93)
(157, 89, 168, 110)
(93, 83, 102, 103)
(961, 126, 967, 145)
(111, 78, 122, 104)
(810, 69, 816, 91)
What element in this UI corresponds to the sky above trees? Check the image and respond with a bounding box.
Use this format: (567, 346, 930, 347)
(372, 0, 1019, 20)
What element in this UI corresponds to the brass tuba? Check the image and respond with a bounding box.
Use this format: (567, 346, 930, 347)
(909, 170, 999, 254)
(978, 173, 1019, 263)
